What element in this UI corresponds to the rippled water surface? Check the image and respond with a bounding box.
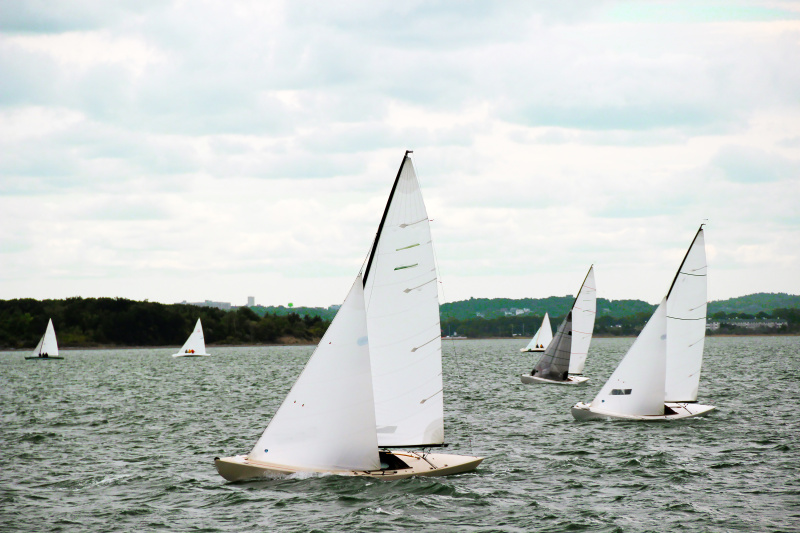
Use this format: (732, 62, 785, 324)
(2, 337, 798, 532)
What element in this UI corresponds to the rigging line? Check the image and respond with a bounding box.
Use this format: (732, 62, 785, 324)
(422, 167, 474, 457)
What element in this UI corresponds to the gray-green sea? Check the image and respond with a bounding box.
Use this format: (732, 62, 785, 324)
(2, 337, 798, 532)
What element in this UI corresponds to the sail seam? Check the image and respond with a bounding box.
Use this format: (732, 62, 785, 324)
(666, 316, 706, 321)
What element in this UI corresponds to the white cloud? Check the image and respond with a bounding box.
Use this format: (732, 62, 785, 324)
(1, 0, 799, 306)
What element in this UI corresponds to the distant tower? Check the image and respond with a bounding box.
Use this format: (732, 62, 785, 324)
(247, 296, 255, 307)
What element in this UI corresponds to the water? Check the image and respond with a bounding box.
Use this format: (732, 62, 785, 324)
(1, 337, 798, 532)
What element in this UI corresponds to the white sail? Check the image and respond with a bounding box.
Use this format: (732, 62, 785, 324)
(31, 319, 59, 357)
(249, 275, 380, 471)
(524, 313, 553, 351)
(665, 228, 707, 402)
(569, 266, 597, 374)
(589, 299, 667, 417)
(363, 153, 445, 447)
(175, 319, 209, 356)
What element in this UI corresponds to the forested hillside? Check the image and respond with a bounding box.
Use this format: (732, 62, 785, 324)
(2, 292, 798, 349)
(707, 293, 800, 315)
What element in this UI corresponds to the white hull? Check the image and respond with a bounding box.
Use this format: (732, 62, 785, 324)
(520, 348, 545, 353)
(520, 374, 589, 385)
(172, 353, 210, 357)
(215, 451, 483, 481)
(571, 401, 716, 421)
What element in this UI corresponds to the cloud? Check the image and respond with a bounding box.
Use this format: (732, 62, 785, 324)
(712, 145, 800, 183)
(1, 1, 800, 305)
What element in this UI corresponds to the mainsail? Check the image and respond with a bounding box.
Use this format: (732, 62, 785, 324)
(569, 266, 597, 375)
(363, 152, 445, 447)
(176, 319, 208, 355)
(249, 275, 380, 471)
(31, 319, 59, 357)
(665, 227, 707, 402)
(524, 313, 553, 351)
(532, 312, 573, 381)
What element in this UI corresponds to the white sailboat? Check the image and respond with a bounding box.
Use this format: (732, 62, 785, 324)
(521, 266, 596, 385)
(571, 227, 715, 420)
(25, 318, 63, 360)
(215, 152, 483, 481)
(520, 313, 552, 352)
(172, 319, 210, 357)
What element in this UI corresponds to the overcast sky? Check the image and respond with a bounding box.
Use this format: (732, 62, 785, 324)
(1, 1, 799, 308)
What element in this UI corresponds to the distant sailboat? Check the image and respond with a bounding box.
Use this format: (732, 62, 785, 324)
(25, 319, 63, 360)
(571, 227, 714, 420)
(520, 313, 552, 352)
(214, 151, 483, 481)
(172, 319, 210, 357)
(521, 266, 596, 385)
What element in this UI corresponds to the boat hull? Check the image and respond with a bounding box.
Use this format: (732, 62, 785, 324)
(520, 348, 545, 353)
(571, 401, 716, 421)
(24, 356, 64, 360)
(214, 451, 483, 481)
(520, 374, 589, 385)
(172, 353, 210, 357)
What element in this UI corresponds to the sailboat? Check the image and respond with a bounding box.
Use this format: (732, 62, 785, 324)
(521, 266, 596, 385)
(571, 226, 715, 420)
(520, 313, 552, 352)
(214, 152, 483, 481)
(172, 319, 210, 357)
(25, 318, 63, 360)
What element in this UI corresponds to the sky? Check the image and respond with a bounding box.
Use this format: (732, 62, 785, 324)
(1, 1, 799, 308)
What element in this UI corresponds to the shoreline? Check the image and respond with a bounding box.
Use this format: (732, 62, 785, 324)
(5, 333, 796, 351)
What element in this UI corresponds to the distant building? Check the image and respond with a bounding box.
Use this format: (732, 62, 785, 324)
(247, 296, 255, 307)
(707, 319, 788, 331)
(181, 300, 232, 310)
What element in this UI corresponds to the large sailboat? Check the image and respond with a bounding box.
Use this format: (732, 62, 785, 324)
(214, 152, 483, 481)
(521, 266, 596, 385)
(25, 319, 63, 360)
(571, 226, 714, 420)
(172, 319, 210, 357)
(520, 313, 552, 352)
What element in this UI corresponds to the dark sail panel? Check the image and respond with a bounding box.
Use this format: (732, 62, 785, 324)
(532, 312, 573, 381)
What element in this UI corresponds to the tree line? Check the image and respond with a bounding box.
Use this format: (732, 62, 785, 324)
(3, 297, 799, 349)
(441, 307, 800, 339)
(0, 298, 329, 349)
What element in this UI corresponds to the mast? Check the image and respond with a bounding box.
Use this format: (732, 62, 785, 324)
(666, 224, 705, 300)
(363, 150, 412, 286)
(570, 265, 594, 310)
